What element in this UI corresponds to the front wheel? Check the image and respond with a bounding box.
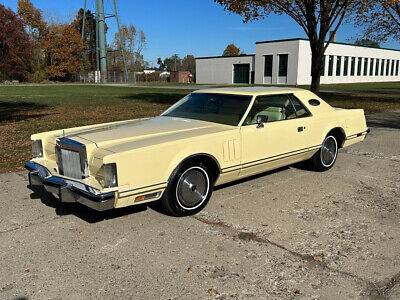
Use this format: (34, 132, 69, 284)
(160, 162, 214, 217)
(308, 135, 338, 172)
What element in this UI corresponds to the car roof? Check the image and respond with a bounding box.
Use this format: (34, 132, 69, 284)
(194, 86, 304, 96)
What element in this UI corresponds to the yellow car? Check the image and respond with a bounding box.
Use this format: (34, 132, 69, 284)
(26, 87, 369, 216)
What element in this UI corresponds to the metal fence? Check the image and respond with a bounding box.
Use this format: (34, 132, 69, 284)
(74, 71, 169, 84)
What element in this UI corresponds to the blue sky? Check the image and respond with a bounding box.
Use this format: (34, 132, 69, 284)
(2, 0, 399, 66)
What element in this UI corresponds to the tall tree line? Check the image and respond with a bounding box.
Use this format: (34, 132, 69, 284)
(0, 0, 149, 82)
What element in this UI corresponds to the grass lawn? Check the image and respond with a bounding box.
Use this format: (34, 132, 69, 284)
(0, 85, 193, 173)
(0, 84, 399, 173)
(316, 81, 400, 93)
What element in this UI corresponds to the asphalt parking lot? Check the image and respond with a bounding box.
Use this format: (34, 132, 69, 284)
(0, 111, 399, 299)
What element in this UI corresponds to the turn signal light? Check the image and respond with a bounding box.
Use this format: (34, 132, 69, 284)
(135, 191, 162, 202)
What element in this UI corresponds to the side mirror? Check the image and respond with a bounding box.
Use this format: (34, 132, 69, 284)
(256, 115, 268, 128)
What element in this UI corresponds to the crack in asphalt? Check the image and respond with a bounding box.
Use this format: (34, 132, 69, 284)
(191, 214, 400, 297)
(0, 216, 62, 235)
(363, 271, 400, 299)
(341, 150, 400, 162)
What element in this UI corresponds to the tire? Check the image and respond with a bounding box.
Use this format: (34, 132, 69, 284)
(160, 161, 214, 217)
(309, 135, 338, 172)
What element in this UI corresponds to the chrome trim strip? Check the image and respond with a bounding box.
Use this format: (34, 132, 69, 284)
(222, 148, 317, 174)
(119, 182, 168, 195)
(118, 187, 166, 199)
(221, 144, 322, 173)
(345, 129, 370, 141)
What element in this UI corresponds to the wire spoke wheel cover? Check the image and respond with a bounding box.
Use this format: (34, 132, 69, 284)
(176, 167, 210, 210)
(321, 136, 338, 167)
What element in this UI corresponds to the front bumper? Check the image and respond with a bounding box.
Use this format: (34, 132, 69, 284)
(25, 161, 116, 211)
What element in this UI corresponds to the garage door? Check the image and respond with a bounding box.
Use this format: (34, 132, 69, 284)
(233, 64, 250, 84)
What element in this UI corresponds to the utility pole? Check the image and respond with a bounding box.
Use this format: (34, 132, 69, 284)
(96, 0, 107, 74)
(81, 0, 128, 83)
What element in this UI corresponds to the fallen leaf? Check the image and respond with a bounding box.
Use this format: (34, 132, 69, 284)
(313, 254, 324, 262)
(262, 224, 269, 227)
(273, 197, 278, 201)
(295, 289, 301, 294)
(187, 267, 193, 274)
(24, 269, 30, 274)
(122, 215, 128, 218)
(208, 288, 217, 295)
(77, 231, 83, 236)
(333, 200, 339, 204)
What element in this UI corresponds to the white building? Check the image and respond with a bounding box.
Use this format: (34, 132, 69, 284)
(196, 38, 400, 85)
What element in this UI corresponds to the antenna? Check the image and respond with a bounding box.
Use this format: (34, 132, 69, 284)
(81, 0, 129, 83)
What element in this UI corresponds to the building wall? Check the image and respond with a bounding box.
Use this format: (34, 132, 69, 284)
(196, 55, 255, 84)
(254, 40, 300, 85)
(195, 39, 400, 85)
(297, 39, 400, 85)
(170, 71, 189, 83)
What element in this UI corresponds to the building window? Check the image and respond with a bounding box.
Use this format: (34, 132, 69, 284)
(320, 55, 326, 76)
(264, 55, 273, 77)
(396, 60, 399, 76)
(386, 59, 390, 76)
(328, 55, 334, 76)
(344, 56, 349, 76)
(381, 59, 385, 75)
(391, 60, 395, 76)
(278, 54, 288, 77)
(336, 56, 342, 76)
(364, 58, 368, 76)
(375, 59, 380, 76)
(357, 58, 362, 76)
(370, 58, 374, 76)
(351, 57, 356, 76)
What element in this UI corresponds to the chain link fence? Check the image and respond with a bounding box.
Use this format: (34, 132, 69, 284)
(73, 71, 170, 84)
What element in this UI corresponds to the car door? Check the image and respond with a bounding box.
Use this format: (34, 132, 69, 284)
(239, 94, 312, 177)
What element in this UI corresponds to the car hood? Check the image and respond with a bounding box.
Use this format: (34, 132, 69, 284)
(63, 116, 232, 151)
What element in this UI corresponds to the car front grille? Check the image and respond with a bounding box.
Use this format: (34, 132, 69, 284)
(56, 138, 88, 179)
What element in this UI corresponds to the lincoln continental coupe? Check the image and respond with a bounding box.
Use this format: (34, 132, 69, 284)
(26, 87, 369, 216)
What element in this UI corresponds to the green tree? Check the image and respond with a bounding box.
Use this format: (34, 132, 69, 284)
(163, 54, 182, 71)
(0, 4, 32, 81)
(72, 8, 96, 70)
(214, 0, 360, 93)
(222, 43, 240, 56)
(182, 55, 196, 74)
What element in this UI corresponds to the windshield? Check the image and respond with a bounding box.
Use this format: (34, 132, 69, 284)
(162, 93, 253, 126)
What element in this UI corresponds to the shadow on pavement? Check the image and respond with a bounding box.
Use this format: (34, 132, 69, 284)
(366, 111, 400, 129)
(28, 185, 152, 223)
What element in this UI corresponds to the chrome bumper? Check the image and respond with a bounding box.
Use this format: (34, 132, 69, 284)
(25, 161, 116, 211)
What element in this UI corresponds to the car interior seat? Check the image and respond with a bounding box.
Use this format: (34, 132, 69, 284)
(252, 107, 285, 123)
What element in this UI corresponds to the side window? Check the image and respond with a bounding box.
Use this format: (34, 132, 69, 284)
(289, 95, 311, 118)
(244, 94, 296, 125)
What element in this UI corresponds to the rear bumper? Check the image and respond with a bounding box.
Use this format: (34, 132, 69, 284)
(25, 161, 116, 211)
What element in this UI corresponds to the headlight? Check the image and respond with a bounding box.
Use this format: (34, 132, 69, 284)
(31, 140, 43, 158)
(101, 163, 118, 188)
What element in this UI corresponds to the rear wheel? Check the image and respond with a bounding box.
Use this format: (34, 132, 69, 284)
(161, 161, 214, 217)
(309, 135, 338, 171)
